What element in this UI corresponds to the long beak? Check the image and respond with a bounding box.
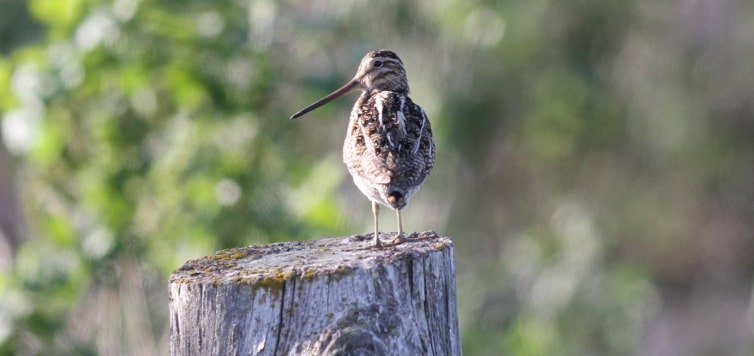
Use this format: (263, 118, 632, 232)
(290, 79, 360, 119)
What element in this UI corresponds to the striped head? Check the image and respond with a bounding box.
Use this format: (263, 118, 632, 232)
(290, 49, 409, 119)
(354, 50, 409, 93)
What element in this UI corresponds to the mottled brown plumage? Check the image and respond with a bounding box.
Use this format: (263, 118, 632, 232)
(291, 50, 435, 247)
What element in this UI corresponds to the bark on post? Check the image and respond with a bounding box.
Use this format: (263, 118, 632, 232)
(168, 231, 461, 355)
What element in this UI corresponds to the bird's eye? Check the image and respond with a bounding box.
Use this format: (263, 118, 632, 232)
(373, 61, 383, 68)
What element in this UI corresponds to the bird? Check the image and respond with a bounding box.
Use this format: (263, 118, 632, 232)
(291, 49, 435, 248)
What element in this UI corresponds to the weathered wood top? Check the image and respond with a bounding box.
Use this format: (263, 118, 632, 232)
(169, 231, 460, 355)
(170, 231, 450, 287)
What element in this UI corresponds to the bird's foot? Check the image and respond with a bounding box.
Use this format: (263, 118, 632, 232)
(386, 232, 407, 246)
(373, 232, 383, 248)
(386, 231, 437, 246)
(371, 232, 435, 248)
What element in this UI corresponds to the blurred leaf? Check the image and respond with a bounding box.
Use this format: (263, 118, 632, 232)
(29, 0, 87, 34)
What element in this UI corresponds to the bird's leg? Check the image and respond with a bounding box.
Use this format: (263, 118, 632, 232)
(372, 201, 382, 248)
(388, 209, 407, 246)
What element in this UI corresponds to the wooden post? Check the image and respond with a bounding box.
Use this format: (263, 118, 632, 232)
(168, 231, 461, 355)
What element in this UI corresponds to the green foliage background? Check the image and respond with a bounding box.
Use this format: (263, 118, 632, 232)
(1, 0, 753, 354)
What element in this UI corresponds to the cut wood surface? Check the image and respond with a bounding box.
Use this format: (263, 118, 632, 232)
(169, 231, 460, 356)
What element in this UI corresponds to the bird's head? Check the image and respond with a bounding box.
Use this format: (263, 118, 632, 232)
(290, 50, 409, 119)
(354, 50, 409, 93)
